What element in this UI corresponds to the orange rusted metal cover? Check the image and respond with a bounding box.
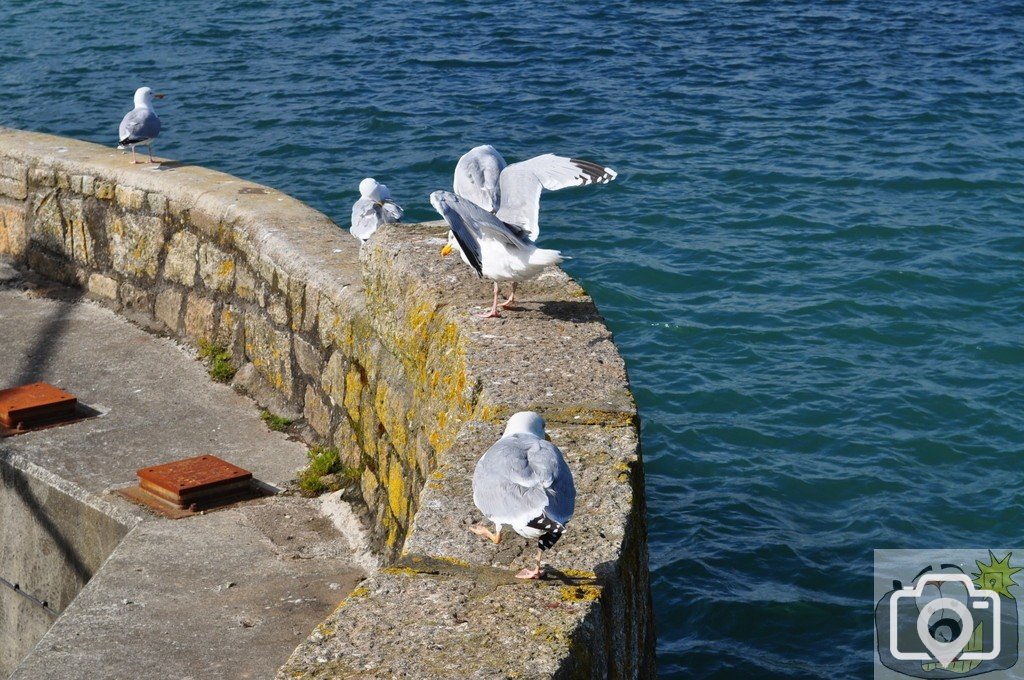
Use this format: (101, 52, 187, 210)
(137, 455, 253, 508)
(0, 382, 78, 428)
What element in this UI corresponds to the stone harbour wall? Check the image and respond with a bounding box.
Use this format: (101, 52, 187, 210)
(0, 128, 655, 678)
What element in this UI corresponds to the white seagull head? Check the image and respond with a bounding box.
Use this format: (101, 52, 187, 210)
(359, 177, 390, 202)
(503, 411, 547, 439)
(133, 87, 164, 108)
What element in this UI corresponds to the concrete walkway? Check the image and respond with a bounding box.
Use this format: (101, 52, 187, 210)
(0, 277, 368, 679)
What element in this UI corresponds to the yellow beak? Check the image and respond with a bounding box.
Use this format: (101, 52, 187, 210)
(440, 243, 453, 257)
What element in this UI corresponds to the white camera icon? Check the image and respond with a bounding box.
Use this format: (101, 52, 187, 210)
(890, 573, 1001, 666)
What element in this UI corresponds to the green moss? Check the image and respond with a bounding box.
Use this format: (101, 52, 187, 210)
(260, 410, 293, 432)
(297, 445, 361, 496)
(197, 339, 236, 383)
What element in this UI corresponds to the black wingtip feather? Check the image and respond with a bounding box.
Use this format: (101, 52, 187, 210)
(570, 158, 617, 185)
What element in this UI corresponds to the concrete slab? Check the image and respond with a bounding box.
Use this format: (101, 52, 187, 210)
(0, 287, 305, 495)
(0, 287, 367, 679)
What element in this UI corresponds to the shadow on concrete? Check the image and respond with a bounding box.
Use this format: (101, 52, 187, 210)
(537, 299, 604, 324)
(10, 288, 83, 388)
(0, 461, 92, 587)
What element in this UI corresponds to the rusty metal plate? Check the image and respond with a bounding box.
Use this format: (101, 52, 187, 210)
(0, 382, 77, 428)
(117, 455, 264, 519)
(0, 382, 98, 436)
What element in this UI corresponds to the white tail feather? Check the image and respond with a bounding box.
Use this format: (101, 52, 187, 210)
(528, 248, 565, 267)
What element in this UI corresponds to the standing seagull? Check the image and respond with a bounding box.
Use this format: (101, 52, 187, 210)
(350, 177, 403, 242)
(431, 191, 565, 318)
(117, 87, 164, 164)
(471, 411, 576, 579)
(448, 145, 617, 308)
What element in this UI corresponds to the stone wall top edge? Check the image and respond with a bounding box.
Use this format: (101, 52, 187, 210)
(0, 127, 363, 301)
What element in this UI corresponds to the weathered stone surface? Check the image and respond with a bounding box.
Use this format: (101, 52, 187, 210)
(304, 385, 332, 438)
(0, 202, 26, 256)
(87, 272, 118, 299)
(0, 159, 27, 200)
(163, 231, 198, 285)
(234, 261, 257, 301)
(294, 335, 324, 377)
(276, 564, 605, 680)
(114, 185, 145, 210)
(146, 191, 167, 215)
(184, 293, 217, 340)
(244, 313, 294, 397)
(198, 242, 234, 293)
(119, 282, 152, 314)
(216, 304, 243, 353)
(154, 288, 183, 331)
(321, 351, 347, 407)
(28, 167, 55, 187)
(107, 212, 164, 279)
(266, 293, 288, 326)
(58, 195, 94, 265)
(93, 181, 114, 200)
(28, 189, 64, 252)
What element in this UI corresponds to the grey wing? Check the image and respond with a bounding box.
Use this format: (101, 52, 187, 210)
(350, 198, 380, 241)
(525, 439, 576, 526)
(381, 200, 403, 223)
(118, 108, 161, 145)
(495, 154, 617, 239)
(429, 190, 533, 277)
(453, 145, 506, 212)
(473, 436, 550, 527)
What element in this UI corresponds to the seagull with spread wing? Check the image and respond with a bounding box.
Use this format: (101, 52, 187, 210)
(440, 145, 617, 311)
(430, 191, 566, 318)
(471, 411, 576, 579)
(117, 87, 164, 164)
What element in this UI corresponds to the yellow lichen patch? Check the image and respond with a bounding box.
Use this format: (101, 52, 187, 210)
(349, 586, 369, 598)
(560, 584, 602, 602)
(218, 258, 235, 278)
(382, 566, 419, 577)
(385, 519, 402, 549)
(532, 624, 569, 643)
(344, 366, 363, 421)
(374, 382, 408, 452)
(386, 462, 409, 520)
(561, 569, 597, 580)
(316, 622, 336, 637)
(430, 470, 445, 480)
(434, 556, 470, 568)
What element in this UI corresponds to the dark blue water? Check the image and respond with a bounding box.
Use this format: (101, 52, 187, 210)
(3, 2, 1023, 677)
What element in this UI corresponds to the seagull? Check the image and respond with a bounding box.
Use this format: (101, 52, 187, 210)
(430, 190, 565, 318)
(350, 177, 403, 241)
(447, 145, 617, 309)
(471, 411, 576, 579)
(117, 87, 164, 164)
(454, 144, 617, 239)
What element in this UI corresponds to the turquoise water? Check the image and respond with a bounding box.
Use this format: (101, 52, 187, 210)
(3, 2, 1023, 677)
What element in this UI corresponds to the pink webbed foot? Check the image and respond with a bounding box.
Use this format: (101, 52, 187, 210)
(515, 567, 545, 580)
(469, 524, 501, 544)
(475, 309, 502, 319)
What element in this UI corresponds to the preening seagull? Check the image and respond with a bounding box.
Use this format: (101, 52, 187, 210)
(446, 145, 617, 311)
(117, 87, 164, 164)
(350, 177, 403, 241)
(430, 190, 565, 318)
(471, 411, 576, 579)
